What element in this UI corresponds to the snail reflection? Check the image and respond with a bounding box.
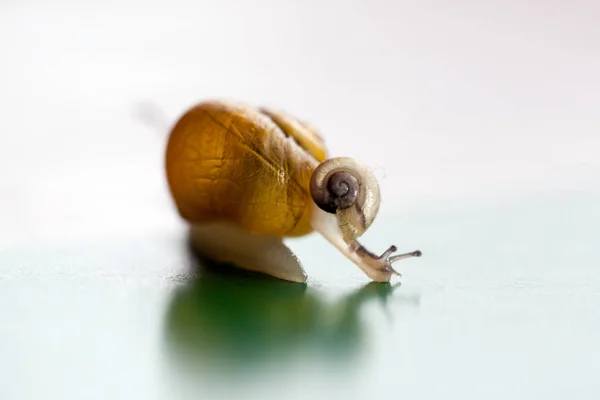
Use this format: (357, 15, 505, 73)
(164, 247, 419, 377)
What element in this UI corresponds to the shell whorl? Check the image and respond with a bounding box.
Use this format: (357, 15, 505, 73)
(310, 157, 381, 242)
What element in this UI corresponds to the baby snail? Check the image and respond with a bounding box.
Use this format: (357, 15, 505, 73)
(165, 100, 421, 283)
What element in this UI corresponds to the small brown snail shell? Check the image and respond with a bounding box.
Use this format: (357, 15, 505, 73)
(310, 157, 380, 243)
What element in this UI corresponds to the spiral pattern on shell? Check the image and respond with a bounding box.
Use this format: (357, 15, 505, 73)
(315, 170, 359, 212)
(310, 157, 381, 242)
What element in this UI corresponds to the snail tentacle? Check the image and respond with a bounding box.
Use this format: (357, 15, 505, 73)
(311, 206, 421, 282)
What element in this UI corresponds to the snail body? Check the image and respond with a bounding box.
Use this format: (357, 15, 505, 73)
(166, 100, 420, 283)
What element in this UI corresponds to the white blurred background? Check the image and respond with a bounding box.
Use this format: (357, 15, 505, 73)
(1, 0, 598, 244)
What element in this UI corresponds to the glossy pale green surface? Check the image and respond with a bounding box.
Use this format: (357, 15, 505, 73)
(2, 194, 599, 400)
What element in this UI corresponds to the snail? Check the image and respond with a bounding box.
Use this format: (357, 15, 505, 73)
(165, 100, 421, 283)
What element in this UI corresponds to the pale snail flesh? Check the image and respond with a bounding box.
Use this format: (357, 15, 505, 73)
(165, 100, 421, 283)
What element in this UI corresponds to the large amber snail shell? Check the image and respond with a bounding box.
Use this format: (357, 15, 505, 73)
(166, 100, 420, 283)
